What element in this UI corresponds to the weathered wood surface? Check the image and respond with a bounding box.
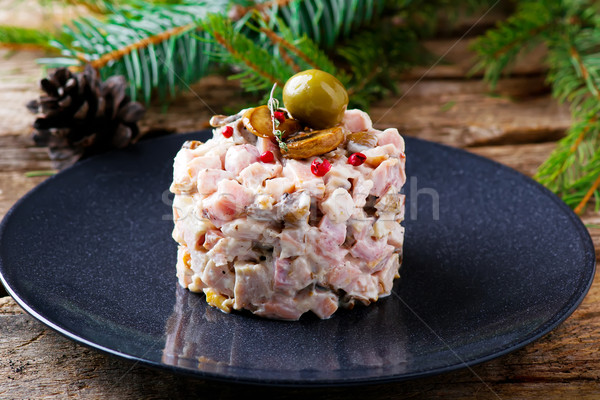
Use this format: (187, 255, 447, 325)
(1, 32, 600, 399)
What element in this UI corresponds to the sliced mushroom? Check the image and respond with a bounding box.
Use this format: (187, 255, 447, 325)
(242, 105, 301, 139)
(283, 125, 346, 159)
(182, 140, 203, 149)
(276, 191, 311, 223)
(209, 112, 243, 128)
(346, 131, 377, 154)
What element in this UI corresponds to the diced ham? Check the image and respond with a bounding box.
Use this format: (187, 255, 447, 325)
(318, 215, 347, 246)
(202, 179, 253, 224)
(207, 237, 254, 266)
(171, 149, 196, 194)
(351, 176, 374, 208)
(283, 159, 326, 198)
(369, 158, 406, 197)
(197, 169, 233, 196)
(220, 218, 267, 241)
(233, 261, 272, 309)
(373, 254, 400, 295)
(263, 177, 294, 200)
(239, 162, 281, 190)
(259, 298, 304, 321)
(320, 188, 355, 223)
(376, 128, 405, 154)
(279, 228, 306, 258)
(225, 144, 260, 175)
(200, 260, 235, 297)
(310, 291, 339, 319)
(306, 226, 348, 267)
(187, 155, 222, 181)
(388, 223, 405, 248)
(327, 260, 379, 303)
(350, 235, 395, 268)
(273, 257, 312, 292)
(344, 109, 373, 132)
(203, 229, 224, 250)
(255, 136, 280, 156)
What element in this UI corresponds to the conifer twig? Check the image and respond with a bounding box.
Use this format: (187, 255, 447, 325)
(76, 23, 196, 70)
(259, 27, 319, 69)
(232, 0, 295, 17)
(211, 31, 285, 87)
(575, 173, 600, 215)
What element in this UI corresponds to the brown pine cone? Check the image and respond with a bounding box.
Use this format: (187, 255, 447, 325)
(27, 65, 145, 169)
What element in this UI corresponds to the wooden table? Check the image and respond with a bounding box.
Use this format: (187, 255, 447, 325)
(1, 37, 600, 399)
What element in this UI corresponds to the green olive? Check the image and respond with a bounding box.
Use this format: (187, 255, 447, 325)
(283, 69, 349, 130)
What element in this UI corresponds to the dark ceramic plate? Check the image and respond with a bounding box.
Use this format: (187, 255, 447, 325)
(0, 131, 595, 386)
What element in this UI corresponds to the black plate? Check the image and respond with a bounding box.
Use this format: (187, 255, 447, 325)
(0, 132, 595, 386)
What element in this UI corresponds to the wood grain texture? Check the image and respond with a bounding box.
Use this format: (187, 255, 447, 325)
(1, 22, 599, 399)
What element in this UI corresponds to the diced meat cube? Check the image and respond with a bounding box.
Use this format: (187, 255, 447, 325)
(234, 261, 272, 309)
(310, 291, 339, 319)
(200, 260, 235, 297)
(197, 169, 233, 196)
(344, 109, 373, 132)
(202, 179, 253, 224)
(225, 144, 260, 175)
(239, 162, 281, 190)
(369, 158, 406, 197)
(279, 228, 306, 258)
(376, 128, 405, 153)
(320, 188, 355, 223)
(350, 235, 395, 268)
(187, 155, 222, 182)
(274, 257, 312, 292)
(221, 218, 267, 241)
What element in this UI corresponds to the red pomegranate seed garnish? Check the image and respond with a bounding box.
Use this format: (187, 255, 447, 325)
(260, 150, 274, 163)
(347, 152, 367, 166)
(311, 158, 331, 177)
(222, 126, 233, 138)
(273, 110, 286, 124)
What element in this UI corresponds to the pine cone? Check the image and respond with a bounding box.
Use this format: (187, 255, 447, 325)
(27, 65, 146, 169)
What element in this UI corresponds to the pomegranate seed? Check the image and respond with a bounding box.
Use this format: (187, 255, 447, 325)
(347, 152, 367, 166)
(260, 150, 274, 163)
(273, 111, 286, 124)
(311, 158, 331, 177)
(222, 126, 233, 138)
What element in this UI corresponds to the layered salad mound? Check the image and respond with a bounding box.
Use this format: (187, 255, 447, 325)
(170, 70, 406, 320)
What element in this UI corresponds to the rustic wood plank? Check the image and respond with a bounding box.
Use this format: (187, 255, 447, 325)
(402, 39, 548, 80)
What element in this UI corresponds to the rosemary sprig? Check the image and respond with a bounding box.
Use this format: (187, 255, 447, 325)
(267, 83, 288, 152)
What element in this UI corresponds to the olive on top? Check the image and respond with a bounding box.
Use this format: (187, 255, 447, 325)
(282, 69, 349, 130)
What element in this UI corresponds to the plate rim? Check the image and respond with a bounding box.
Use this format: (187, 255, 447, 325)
(0, 132, 596, 387)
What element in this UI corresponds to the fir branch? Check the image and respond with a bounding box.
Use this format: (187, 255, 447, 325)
(81, 23, 196, 70)
(259, 26, 317, 70)
(575, 173, 600, 215)
(203, 13, 289, 90)
(42, 1, 229, 103)
(0, 26, 59, 51)
(471, 1, 556, 87)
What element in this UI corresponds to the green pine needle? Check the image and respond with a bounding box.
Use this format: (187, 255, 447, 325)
(474, 0, 600, 212)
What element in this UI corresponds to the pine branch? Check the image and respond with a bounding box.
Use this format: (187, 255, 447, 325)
(474, 0, 600, 212)
(41, 1, 229, 103)
(202, 13, 290, 91)
(0, 26, 59, 51)
(471, 1, 556, 87)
